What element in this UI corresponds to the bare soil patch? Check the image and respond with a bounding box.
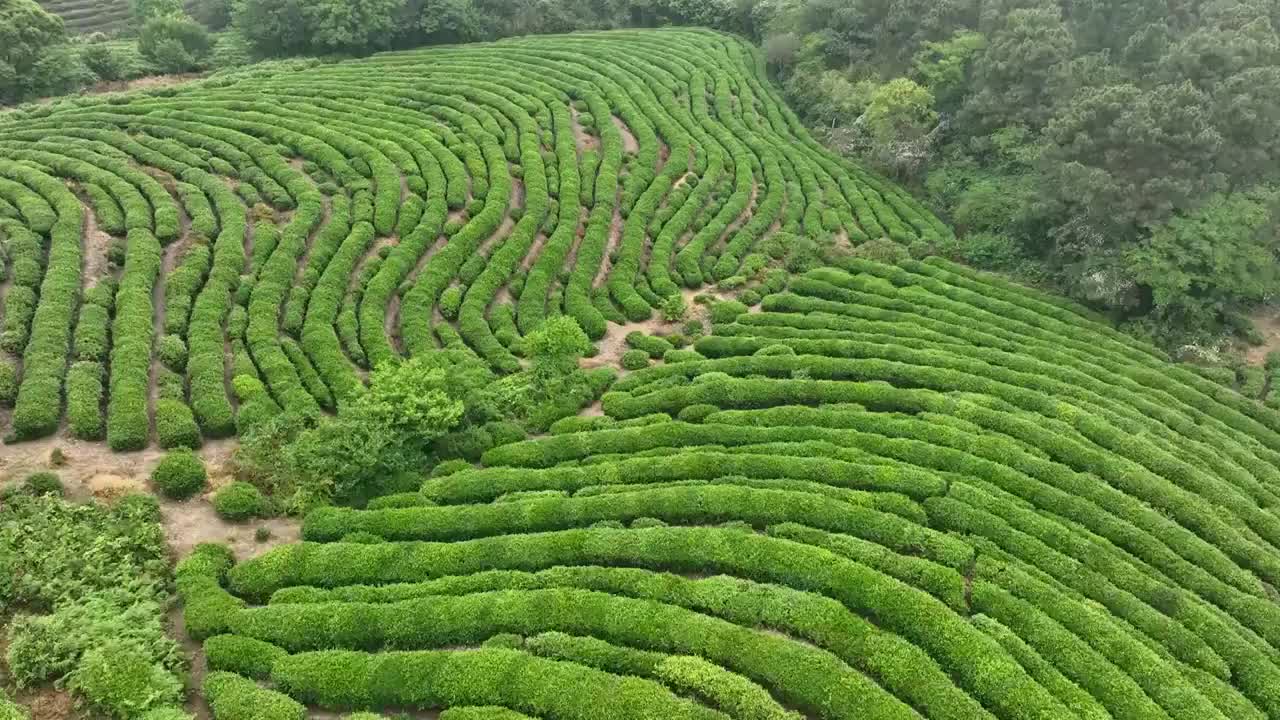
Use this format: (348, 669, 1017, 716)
(1245, 307, 1280, 366)
(612, 116, 640, 154)
(93, 74, 203, 95)
(78, 197, 113, 286)
(581, 315, 670, 370)
(591, 209, 625, 289)
(15, 687, 76, 720)
(570, 108, 599, 153)
(0, 436, 239, 501)
(161, 497, 301, 562)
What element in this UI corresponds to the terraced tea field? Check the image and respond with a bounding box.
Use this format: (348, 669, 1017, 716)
(5, 27, 1280, 720)
(37, 0, 207, 35)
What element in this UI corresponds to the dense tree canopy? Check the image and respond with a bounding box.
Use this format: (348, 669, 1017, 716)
(0, 0, 68, 104)
(766, 0, 1280, 347)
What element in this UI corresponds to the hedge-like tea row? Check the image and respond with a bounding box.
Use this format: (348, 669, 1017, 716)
(8, 28, 1279, 720)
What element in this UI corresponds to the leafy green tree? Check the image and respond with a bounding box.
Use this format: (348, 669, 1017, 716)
(131, 0, 183, 23)
(1128, 188, 1280, 336)
(965, 7, 1074, 131)
(1211, 66, 1280, 184)
(0, 0, 68, 104)
(912, 30, 985, 110)
(282, 356, 466, 502)
(188, 0, 233, 30)
(418, 0, 485, 42)
(302, 0, 405, 52)
(232, 0, 310, 56)
(27, 44, 95, 99)
(139, 14, 212, 72)
(1064, 0, 1168, 55)
(81, 42, 129, 82)
(1041, 81, 1223, 232)
(525, 315, 591, 380)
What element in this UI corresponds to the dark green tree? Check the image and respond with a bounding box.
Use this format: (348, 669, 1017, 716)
(0, 0, 68, 104)
(964, 7, 1074, 131)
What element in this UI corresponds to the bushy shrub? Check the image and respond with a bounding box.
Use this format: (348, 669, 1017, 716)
(709, 300, 749, 324)
(621, 350, 650, 371)
(676, 404, 718, 423)
(213, 482, 266, 521)
(157, 334, 188, 372)
(151, 450, 206, 500)
(0, 360, 17, 406)
(24, 472, 62, 497)
(68, 641, 182, 720)
(0, 692, 28, 720)
(431, 460, 472, 478)
(156, 399, 201, 450)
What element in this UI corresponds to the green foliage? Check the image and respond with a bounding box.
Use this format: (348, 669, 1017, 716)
(68, 641, 183, 720)
(23, 471, 62, 497)
(526, 315, 590, 378)
(0, 0, 68, 105)
(213, 481, 267, 521)
(131, 0, 183, 23)
(151, 450, 207, 500)
(0, 692, 27, 720)
(157, 334, 188, 372)
(1, 494, 181, 716)
(1128, 189, 1280, 340)
(621, 349, 650, 371)
(139, 14, 212, 73)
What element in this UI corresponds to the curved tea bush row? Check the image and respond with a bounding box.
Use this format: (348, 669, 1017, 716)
(0, 29, 946, 444)
(12, 29, 1277, 720)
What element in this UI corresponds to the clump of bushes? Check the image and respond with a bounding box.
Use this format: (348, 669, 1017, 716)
(151, 450, 207, 500)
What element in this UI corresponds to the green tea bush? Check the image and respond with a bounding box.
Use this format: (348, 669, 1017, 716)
(621, 349, 651, 371)
(151, 450, 207, 500)
(214, 482, 267, 522)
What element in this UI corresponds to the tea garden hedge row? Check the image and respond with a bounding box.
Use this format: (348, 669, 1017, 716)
(183, 255, 1280, 719)
(4, 27, 1280, 720)
(0, 28, 943, 446)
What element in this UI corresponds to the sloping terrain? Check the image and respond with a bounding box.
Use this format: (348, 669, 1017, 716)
(2, 27, 1280, 720)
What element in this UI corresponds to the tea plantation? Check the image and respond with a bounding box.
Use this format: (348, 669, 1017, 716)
(3, 27, 1280, 720)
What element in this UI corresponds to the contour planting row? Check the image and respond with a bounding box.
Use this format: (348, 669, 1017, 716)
(0, 28, 947, 444)
(176, 245, 1280, 720)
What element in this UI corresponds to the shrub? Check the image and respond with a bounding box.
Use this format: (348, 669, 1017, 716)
(24, 472, 62, 497)
(661, 294, 688, 322)
(709, 300, 749, 324)
(621, 350, 650, 371)
(0, 692, 28, 720)
(157, 335, 188, 372)
(676, 404, 718, 423)
(0, 360, 17, 406)
(213, 482, 266, 522)
(68, 641, 182, 720)
(151, 450, 207, 500)
(156, 399, 201, 450)
(204, 672, 303, 720)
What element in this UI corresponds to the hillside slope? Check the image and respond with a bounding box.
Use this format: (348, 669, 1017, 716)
(2, 28, 1280, 720)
